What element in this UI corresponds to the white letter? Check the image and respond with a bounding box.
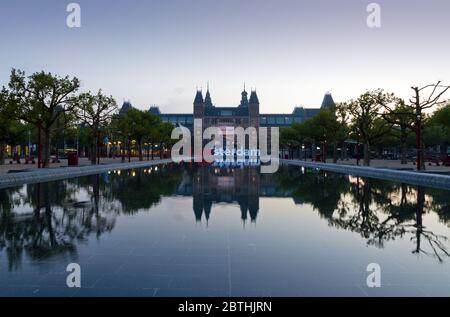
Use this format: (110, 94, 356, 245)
(171, 126, 191, 162)
(203, 127, 223, 163)
(66, 263, 81, 288)
(259, 127, 279, 174)
(235, 127, 258, 162)
(193, 119, 203, 162)
(66, 3, 81, 28)
(366, 3, 381, 28)
(366, 263, 381, 288)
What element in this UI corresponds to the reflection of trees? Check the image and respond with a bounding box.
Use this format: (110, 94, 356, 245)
(0, 165, 184, 270)
(332, 179, 407, 248)
(0, 177, 116, 271)
(406, 187, 450, 262)
(105, 165, 183, 214)
(334, 180, 450, 262)
(275, 166, 349, 219)
(0, 186, 22, 215)
(426, 187, 450, 225)
(275, 166, 450, 262)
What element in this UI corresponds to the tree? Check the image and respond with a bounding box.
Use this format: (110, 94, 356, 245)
(8, 69, 80, 167)
(157, 122, 175, 159)
(409, 82, 450, 170)
(110, 115, 130, 162)
(0, 88, 13, 164)
(120, 109, 161, 161)
(433, 103, 450, 129)
(280, 126, 299, 159)
(333, 104, 350, 162)
(381, 99, 415, 164)
(0, 88, 27, 164)
(75, 90, 118, 164)
(307, 109, 340, 162)
(345, 90, 394, 166)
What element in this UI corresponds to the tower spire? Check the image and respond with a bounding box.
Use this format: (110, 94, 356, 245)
(240, 83, 249, 107)
(204, 82, 213, 107)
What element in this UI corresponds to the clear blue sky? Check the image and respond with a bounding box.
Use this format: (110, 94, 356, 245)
(1, 0, 449, 113)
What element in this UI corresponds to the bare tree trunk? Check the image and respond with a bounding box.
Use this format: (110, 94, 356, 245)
(91, 135, 97, 165)
(420, 137, 426, 170)
(400, 127, 408, 165)
(363, 142, 370, 166)
(400, 143, 407, 164)
(42, 129, 51, 168)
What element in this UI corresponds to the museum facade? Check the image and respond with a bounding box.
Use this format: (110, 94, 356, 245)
(140, 88, 335, 131)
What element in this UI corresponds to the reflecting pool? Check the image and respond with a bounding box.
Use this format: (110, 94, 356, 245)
(1, 164, 450, 296)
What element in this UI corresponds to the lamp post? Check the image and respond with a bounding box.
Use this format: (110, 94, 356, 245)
(302, 145, 306, 161)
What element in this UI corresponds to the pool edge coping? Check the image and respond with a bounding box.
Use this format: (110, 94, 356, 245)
(0, 159, 173, 189)
(281, 159, 450, 190)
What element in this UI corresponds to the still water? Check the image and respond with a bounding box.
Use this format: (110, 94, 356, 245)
(1, 164, 450, 297)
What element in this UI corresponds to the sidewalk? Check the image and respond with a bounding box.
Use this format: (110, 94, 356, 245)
(0, 157, 167, 174)
(0, 158, 173, 188)
(2, 157, 450, 174)
(304, 158, 450, 173)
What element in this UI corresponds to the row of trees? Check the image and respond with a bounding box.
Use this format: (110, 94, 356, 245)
(0, 69, 174, 167)
(280, 83, 450, 170)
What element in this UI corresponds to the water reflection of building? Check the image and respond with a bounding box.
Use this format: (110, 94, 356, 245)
(176, 166, 293, 224)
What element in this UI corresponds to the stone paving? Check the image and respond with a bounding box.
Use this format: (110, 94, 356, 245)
(0, 157, 155, 174)
(322, 158, 450, 173)
(3, 157, 449, 174)
(0, 157, 172, 189)
(2, 156, 450, 190)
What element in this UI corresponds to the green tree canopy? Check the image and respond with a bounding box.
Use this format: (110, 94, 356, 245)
(8, 69, 80, 167)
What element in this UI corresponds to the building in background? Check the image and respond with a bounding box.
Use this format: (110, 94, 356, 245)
(126, 87, 335, 133)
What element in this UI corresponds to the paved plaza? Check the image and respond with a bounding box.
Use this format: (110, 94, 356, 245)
(1, 157, 450, 175)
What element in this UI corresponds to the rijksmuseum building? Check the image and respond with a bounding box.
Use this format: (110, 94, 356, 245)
(127, 87, 336, 131)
